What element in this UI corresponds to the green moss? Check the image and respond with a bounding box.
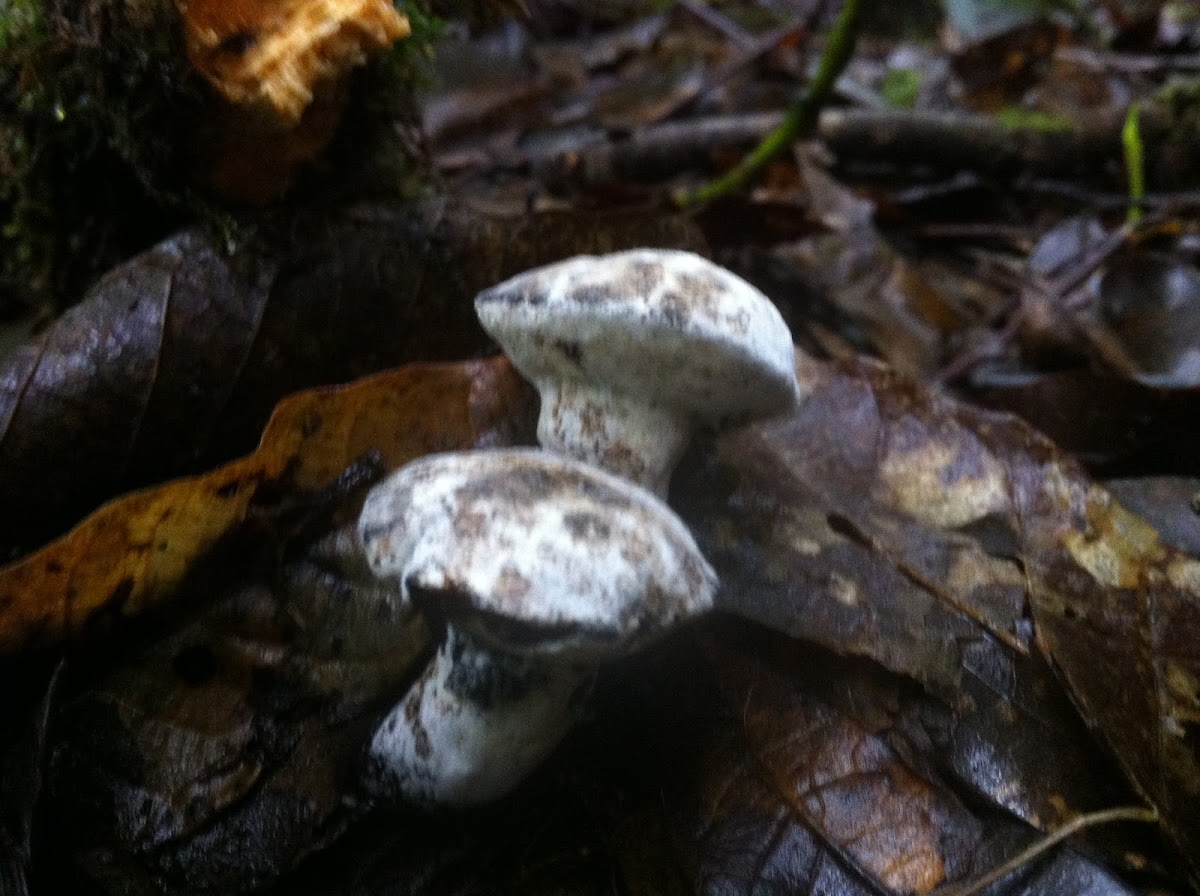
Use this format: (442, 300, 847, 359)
(880, 68, 921, 110)
(1, 0, 211, 312)
(0, 0, 494, 314)
(993, 106, 1073, 133)
(0, 0, 43, 53)
(1148, 75, 1200, 134)
(1139, 75, 1200, 189)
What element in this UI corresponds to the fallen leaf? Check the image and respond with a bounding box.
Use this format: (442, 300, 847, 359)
(14, 349, 1199, 891)
(1098, 250, 1200, 386)
(675, 351, 1200, 885)
(260, 622, 1144, 896)
(1105, 477, 1200, 557)
(0, 661, 58, 896)
(0, 199, 702, 556)
(625, 626, 1145, 896)
(0, 356, 535, 654)
(47, 553, 430, 894)
(970, 370, 1200, 475)
(951, 21, 1063, 113)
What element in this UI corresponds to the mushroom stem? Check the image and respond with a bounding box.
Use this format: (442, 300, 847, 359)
(541, 382, 692, 496)
(366, 627, 589, 806)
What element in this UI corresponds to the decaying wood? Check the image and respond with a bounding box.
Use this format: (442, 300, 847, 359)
(178, 0, 411, 124)
(503, 108, 1126, 187)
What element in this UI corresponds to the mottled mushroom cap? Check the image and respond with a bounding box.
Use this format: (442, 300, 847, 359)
(357, 448, 717, 661)
(475, 249, 801, 423)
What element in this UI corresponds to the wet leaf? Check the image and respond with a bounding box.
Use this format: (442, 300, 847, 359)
(970, 369, 1200, 476)
(992, 221, 1200, 388)
(22, 346, 1198, 892)
(1105, 477, 1200, 557)
(13, 2, 1200, 891)
(38, 354, 539, 894)
(695, 154, 987, 380)
(648, 628, 1143, 896)
(676, 351, 1200, 885)
(264, 622, 1145, 896)
(0, 199, 702, 556)
(689, 637, 991, 894)
(0, 661, 58, 896)
(0, 356, 535, 654)
(46, 551, 431, 895)
(1099, 250, 1200, 386)
(951, 22, 1063, 113)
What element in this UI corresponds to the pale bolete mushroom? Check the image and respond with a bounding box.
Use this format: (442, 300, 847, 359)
(356, 448, 717, 806)
(474, 249, 802, 495)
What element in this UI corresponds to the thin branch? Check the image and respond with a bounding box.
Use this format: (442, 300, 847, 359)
(675, 0, 756, 49)
(647, 22, 805, 126)
(677, 0, 862, 208)
(934, 805, 1159, 896)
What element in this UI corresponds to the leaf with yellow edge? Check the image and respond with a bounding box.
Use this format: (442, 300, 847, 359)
(0, 356, 534, 653)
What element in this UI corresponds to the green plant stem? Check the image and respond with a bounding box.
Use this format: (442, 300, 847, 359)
(1122, 102, 1144, 226)
(678, 0, 862, 209)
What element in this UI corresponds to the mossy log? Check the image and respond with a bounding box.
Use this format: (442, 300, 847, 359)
(0, 1, 514, 313)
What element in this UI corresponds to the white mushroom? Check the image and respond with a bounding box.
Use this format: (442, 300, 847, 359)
(357, 448, 717, 806)
(475, 249, 802, 495)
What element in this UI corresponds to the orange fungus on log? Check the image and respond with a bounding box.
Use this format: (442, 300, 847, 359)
(177, 0, 411, 124)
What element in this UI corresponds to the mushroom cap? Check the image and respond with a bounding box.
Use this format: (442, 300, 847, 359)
(475, 249, 801, 423)
(357, 448, 717, 661)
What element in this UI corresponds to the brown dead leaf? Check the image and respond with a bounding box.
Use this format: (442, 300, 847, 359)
(972, 370, 1200, 475)
(621, 626, 1141, 896)
(1105, 477, 1200, 557)
(47, 549, 432, 894)
(699, 635, 965, 894)
(25, 348, 1188, 893)
(1098, 250, 1200, 386)
(0, 661, 57, 896)
(265, 622, 1140, 896)
(0, 200, 703, 557)
(676, 350, 1200, 885)
(34, 351, 540, 893)
(951, 21, 1063, 114)
(0, 356, 534, 654)
(21, 345, 1193, 887)
(695, 156, 978, 380)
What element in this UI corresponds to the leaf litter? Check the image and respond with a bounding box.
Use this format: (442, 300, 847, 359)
(6, 1, 1200, 894)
